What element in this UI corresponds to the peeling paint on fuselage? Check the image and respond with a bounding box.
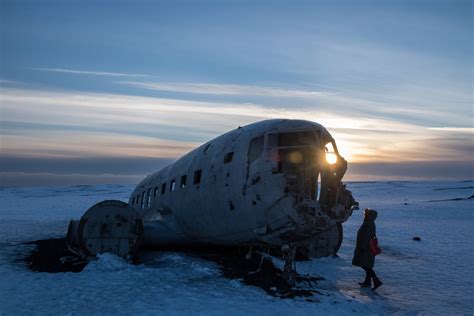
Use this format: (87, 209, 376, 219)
(129, 119, 356, 257)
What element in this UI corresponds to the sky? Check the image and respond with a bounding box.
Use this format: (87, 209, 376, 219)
(0, 0, 472, 186)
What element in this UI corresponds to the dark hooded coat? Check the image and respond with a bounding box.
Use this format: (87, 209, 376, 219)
(352, 210, 377, 268)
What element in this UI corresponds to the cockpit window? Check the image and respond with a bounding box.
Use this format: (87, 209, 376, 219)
(248, 136, 264, 163)
(325, 142, 338, 164)
(277, 131, 317, 147)
(268, 131, 317, 149)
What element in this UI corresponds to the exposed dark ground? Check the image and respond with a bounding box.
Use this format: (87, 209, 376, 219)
(24, 238, 88, 273)
(23, 238, 322, 299)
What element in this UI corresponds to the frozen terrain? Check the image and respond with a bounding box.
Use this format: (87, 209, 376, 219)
(0, 181, 472, 315)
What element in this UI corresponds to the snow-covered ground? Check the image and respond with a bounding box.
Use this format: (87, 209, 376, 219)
(0, 181, 472, 315)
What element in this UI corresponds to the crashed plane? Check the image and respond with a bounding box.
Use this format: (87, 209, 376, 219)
(67, 119, 357, 280)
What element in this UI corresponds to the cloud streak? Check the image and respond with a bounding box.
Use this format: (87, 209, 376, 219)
(122, 81, 334, 97)
(1, 87, 472, 185)
(119, 80, 472, 129)
(427, 127, 474, 133)
(31, 67, 150, 77)
(2, 87, 472, 163)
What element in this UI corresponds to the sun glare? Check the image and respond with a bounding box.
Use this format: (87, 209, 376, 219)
(325, 142, 338, 164)
(335, 141, 353, 162)
(326, 152, 338, 164)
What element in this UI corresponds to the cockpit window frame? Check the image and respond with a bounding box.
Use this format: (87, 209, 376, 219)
(248, 135, 264, 163)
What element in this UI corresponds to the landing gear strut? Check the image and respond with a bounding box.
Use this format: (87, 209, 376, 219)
(282, 244, 297, 285)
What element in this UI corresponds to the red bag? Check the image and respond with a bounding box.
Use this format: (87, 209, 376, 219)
(370, 237, 382, 256)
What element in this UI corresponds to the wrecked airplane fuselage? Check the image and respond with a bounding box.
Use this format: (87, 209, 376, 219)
(129, 119, 357, 258)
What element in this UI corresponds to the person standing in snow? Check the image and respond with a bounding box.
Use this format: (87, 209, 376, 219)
(352, 208, 383, 290)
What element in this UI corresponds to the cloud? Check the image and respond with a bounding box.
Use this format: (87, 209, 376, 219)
(121, 81, 334, 97)
(427, 127, 474, 133)
(0, 79, 21, 85)
(0, 172, 142, 187)
(1, 87, 473, 177)
(0, 155, 173, 176)
(347, 161, 474, 181)
(1, 132, 199, 159)
(118, 80, 472, 130)
(31, 67, 150, 77)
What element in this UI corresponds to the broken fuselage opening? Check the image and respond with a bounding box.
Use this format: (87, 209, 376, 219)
(262, 130, 355, 257)
(269, 131, 350, 218)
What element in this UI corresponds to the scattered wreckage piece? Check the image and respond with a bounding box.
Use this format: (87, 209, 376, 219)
(196, 246, 323, 299)
(66, 200, 143, 259)
(25, 238, 89, 273)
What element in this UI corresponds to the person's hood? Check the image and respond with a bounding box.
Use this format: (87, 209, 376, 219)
(365, 209, 378, 222)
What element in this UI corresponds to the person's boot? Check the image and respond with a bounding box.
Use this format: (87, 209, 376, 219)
(372, 277, 383, 291)
(358, 277, 371, 287)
